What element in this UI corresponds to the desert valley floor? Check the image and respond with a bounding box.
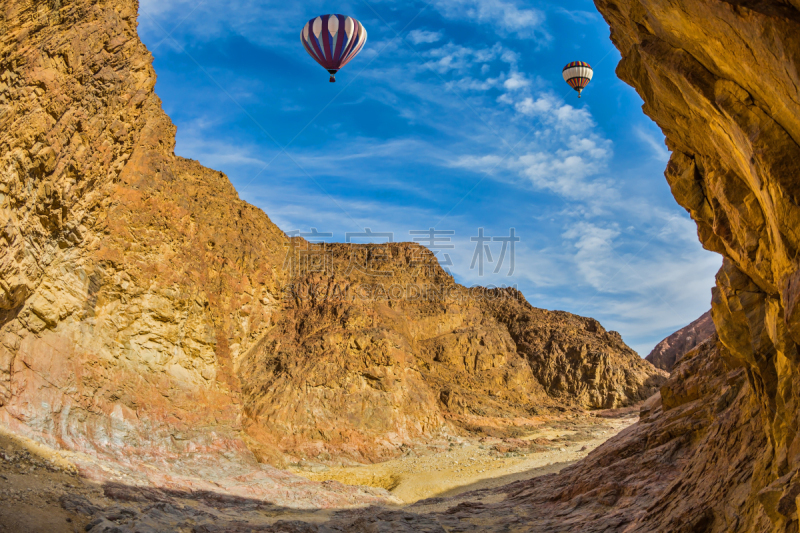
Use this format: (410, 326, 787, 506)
(0, 407, 639, 532)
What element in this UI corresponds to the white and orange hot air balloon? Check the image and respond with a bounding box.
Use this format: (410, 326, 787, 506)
(562, 61, 593, 98)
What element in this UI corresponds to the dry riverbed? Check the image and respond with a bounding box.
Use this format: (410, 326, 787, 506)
(291, 409, 638, 503)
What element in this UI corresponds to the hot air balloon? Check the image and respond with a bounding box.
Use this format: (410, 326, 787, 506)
(301, 15, 368, 83)
(562, 61, 593, 98)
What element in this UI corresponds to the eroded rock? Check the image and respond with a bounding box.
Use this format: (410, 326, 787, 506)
(645, 310, 715, 371)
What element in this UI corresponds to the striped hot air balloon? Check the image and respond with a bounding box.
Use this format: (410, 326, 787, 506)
(301, 15, 368, 83)
(562, 61, 593, 98)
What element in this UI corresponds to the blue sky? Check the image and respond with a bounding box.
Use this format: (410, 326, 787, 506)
(136, 0, 721, 356)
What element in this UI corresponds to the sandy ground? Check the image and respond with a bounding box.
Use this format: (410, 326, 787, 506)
(0, 427, 94, 533)
(292, 410, 638, 503)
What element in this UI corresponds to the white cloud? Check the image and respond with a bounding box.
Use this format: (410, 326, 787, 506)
(448, 84, 613, 205)
(516, 137, 613, 200)
(503, 71, 530, 90)
(432, 0, 548, 40)
(420, 42, 505, 74)
(448, 76, 503, 92)
(510, 94, 595, 132)
(514, 95, 554, 115)
(562, 222, 621, 290)
(408, 29, 443, 44)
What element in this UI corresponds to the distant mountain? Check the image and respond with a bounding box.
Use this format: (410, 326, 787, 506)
(645, 311, 716, 372)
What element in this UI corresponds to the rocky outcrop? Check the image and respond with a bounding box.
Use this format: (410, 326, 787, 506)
(594, 0, 800, 528)
(240, 245, 665, 464)
(0, 0, 665, 484)
(485, 293, 664, 409)
(646, 310, 715, 371)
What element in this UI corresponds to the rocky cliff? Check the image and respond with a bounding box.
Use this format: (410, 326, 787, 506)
(645, 310, 715, 371)
(241, 251, 664, 464)
(598, 0, 800, 528)
(0, 0, 664, 487)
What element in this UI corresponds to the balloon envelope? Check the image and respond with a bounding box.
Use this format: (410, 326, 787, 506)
(562, 61, 593, 97)
(301, 15, 368, 82)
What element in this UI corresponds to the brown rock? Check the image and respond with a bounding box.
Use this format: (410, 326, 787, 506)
(645, 310, 716, 371)
(591, 0, 800, 528)
(239, 247, 665, 463)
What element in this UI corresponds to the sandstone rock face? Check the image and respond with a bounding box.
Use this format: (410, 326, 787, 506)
(0, 0, 665, 482)
(592, 0, 800, 528)
(0, 0, 334, 504)
(645, 310, 715, 371)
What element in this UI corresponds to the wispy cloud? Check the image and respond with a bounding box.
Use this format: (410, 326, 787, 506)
(432, 0, 549, 40)
(408, 29, 443, 44)
(419, 42, 507, 74)
(635, 126, 671, 162)
(504, 71, 530, 90)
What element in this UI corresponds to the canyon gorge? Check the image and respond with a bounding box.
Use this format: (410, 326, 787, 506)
(0, 0, 799, 531)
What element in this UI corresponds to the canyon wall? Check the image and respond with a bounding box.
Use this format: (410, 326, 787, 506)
(595, 0, 800, 528)
(0, 0, 664, 478)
